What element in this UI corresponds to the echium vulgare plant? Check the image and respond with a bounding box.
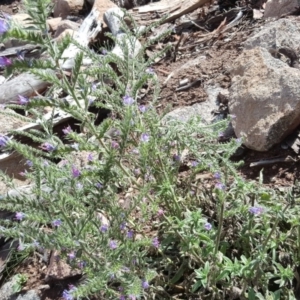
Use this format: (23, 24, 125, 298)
(1, 0, 300, 299)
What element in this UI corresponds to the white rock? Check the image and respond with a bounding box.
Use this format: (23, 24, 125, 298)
(229, 47, 300, 151)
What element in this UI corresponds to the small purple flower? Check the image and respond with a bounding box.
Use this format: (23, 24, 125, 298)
(95, 182, 103, 188)
(214, 172, 221, 179)
(67, 251, 76, 260)
(100, 224, 108, 233)
(76, 182, 83, 190)
(17, 244, 24, 251)
(215, 182, 226, 190)
(142, 280, 150, 289)
(17, 95, 29, 105)
(109, 240, 118, 249)
(157, 208, 164, 216)
(91, 83, 97, 91)
(131, 148, 139, 155)
(139, 105, 147, 113)
(229, 114, 236, 119)
(87, 153, 93, 162)
(140, 133, 150, 143)
(249, 206, 264, 216)
(120, 222, 126, 230)
(88, 96, 94, 106)
(204, 222, 212, 231)
(101, 49, 107, 55)
(15, 212, 25, 221)
(134, 168, 141, 176)
(111, 141, 119, 149)
(71, 166, 81, 178)
(152, 237, 160, 248)
(120, 296, 126, 300)
(40, 142, 56, 152)
(78, 261, 87, 269)
(191, 161, 199, 167)
(52, 219, 62, 227)
(25, 160, 33, 167)
(218, 132, 224, 138)
(128, 295, 137, 300)
(62, 290, 73, 300)
(62, 126, 72, 135)
(43, 160, 50, 166)
(0, 135, 9, 147)
(236, 138, 242, 144)
(127, 230, 134, 239)
(123, 95, 134, 106)
(19, 171, 27, 177)
(146, 67, 155, 75)
(0, 57, 11, 67)
(173, 154, 181, 161)
(0, 19, 9, 34)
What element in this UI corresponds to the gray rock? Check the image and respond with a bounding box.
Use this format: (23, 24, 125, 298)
(229, 47, 300, 151)
(103, 7, 124, 36)
(162, 83, 224, 125)
(264, 0, 300, 19)
(0, 275, 40, 300)
(244, 18, 300, 50)
(16, 290, 40, 300)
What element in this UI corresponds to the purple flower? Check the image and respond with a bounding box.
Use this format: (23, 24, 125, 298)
(15, 212, 25, 221)
(146, 67, 155, 75)
(127, 230, 134, 239)
(88, 96, 94, 106)
(0, 57, 11, 67)
(25, 160, 33, 167)
(0, 19, 9, 34)
(128, 295, 137, 300)
(142, 280, 150, 289)
(191, 161, 199, 167)
(173, 154, 181, 161)
(134, 168, 141, 176)
(95, 182, 103, 188)
(91, 83, 97, 91)
(152, 237, 160, 248)
(157, 208, 164, 216)
(43, 160, 50, 166)
(62, 290, 73, 300)
(214, 172, 221, 179)
(111, 141, 119, 149)
(100, 224, 108, 233)
(17, 244, 25, 251)
(138, 105, 147, 113)
(0, 135, 9, 147)
(140, 133, 150, 143)
(120, 296, 126, 300)
(40, 142, 56, 152)
(109, 240, 118, 249)
(87, 153, 93, 162)
(120, 222, 126, 230)
(62, 126, 72, 135)
(52, 219, 62, 227)
(67, 251, 76, 260)
(17, 95, 29, 105)
(204, 222, 212, 231)
(78, 261, 87, 269)
(218, 132, 224, 138)
(123, 95, 134, 106)
(229, 114, 236, 119)
(76, 182, 83, 190)
(71, 166, 81, 178)
(236, 138, 242, 144)
(215, 182, 225, 190)
(131, 148, 139, 155)
(102, 49, 107, 55)
(249, 206, 264, 216)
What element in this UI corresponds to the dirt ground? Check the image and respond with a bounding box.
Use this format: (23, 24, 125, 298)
(1, 0, 300, 299)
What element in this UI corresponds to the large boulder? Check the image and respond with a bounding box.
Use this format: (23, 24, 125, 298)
(229, 47, 300, 151)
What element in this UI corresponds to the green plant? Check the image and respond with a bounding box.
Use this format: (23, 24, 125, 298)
(12, 274, 28, 293)
(0, 1, 300, 299)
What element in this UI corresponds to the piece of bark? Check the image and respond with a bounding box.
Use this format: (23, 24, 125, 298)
(0, 73, 51, 105)
(129, 0, 211, 25)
